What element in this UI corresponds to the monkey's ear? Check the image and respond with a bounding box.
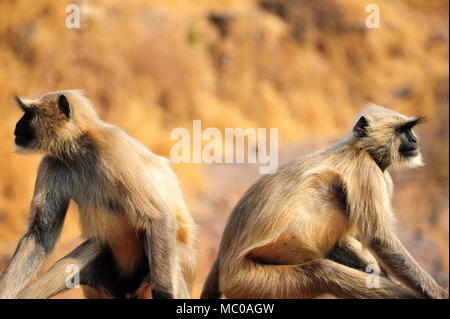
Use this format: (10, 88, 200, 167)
(353, 116, 368, 138)
(58, 95, 72, 119)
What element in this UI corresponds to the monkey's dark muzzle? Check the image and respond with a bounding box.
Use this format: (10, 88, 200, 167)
(399, 145, 419, 157)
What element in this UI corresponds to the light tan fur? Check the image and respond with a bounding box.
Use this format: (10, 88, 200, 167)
(201, 104, 447, 299)
(0, 90, 198, 299)
(19, 240, 101, 299)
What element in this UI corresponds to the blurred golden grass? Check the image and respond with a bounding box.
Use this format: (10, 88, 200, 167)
(0, 0, 448, 298)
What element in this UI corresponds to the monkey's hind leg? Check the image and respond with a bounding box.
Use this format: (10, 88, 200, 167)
(221, 258, 420, 299)
(18, 240, 101, 299)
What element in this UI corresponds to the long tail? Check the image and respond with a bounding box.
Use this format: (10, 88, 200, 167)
(200, 258, 221, 299)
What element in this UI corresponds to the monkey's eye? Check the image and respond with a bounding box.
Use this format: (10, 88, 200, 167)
(400, 128, 417, 144)
(396, 126, 408, 135)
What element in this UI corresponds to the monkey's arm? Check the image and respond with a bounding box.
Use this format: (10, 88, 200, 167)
(144, 212, 177, 299)
(370, 234, 448, 299)
(0, 158, 69, 298)
(347, 165, 447, 299)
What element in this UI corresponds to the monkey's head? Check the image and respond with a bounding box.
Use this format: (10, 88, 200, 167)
(13, 90, 99, 156)
(352, 104, 424, 170)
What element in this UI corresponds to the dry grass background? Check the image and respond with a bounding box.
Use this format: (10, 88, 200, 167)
(0, 0, 448, 298)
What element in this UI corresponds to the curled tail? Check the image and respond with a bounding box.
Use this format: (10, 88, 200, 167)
(200, 258, 221, 299)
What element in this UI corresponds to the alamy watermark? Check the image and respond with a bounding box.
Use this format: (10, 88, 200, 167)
(65, 264, 80, 289)
(170, 120, 278, 174)
(65, 4, 80, 29)
(365, 264, 381, 288)
(365, 4, 380, 29)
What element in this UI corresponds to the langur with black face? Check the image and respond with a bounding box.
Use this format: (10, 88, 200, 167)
(0, 90, 198, 299)
(201, 104, 448, 299)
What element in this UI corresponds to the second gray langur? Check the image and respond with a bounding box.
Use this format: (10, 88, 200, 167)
(201, 104, 448, 299)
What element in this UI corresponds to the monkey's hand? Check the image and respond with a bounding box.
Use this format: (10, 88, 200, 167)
(370, 235, 447, 299)
(438, 288, 448, 299)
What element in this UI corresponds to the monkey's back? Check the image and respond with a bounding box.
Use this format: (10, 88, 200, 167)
(216, 146, 355, 268)
(71, 124, 197, 291)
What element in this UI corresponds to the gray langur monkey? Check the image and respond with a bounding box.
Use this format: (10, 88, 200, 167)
(201, 104, 448, 299)
(0, 90, 198, 299)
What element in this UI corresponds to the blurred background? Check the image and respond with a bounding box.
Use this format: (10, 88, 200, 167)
(0, 0, 448, 298)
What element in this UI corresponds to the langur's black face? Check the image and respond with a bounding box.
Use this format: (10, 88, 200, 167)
(14, 97, 36, 147)
(396, 118, 422, 158)
(13, 94, 74, 153)
(352, 111, 424, 170)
